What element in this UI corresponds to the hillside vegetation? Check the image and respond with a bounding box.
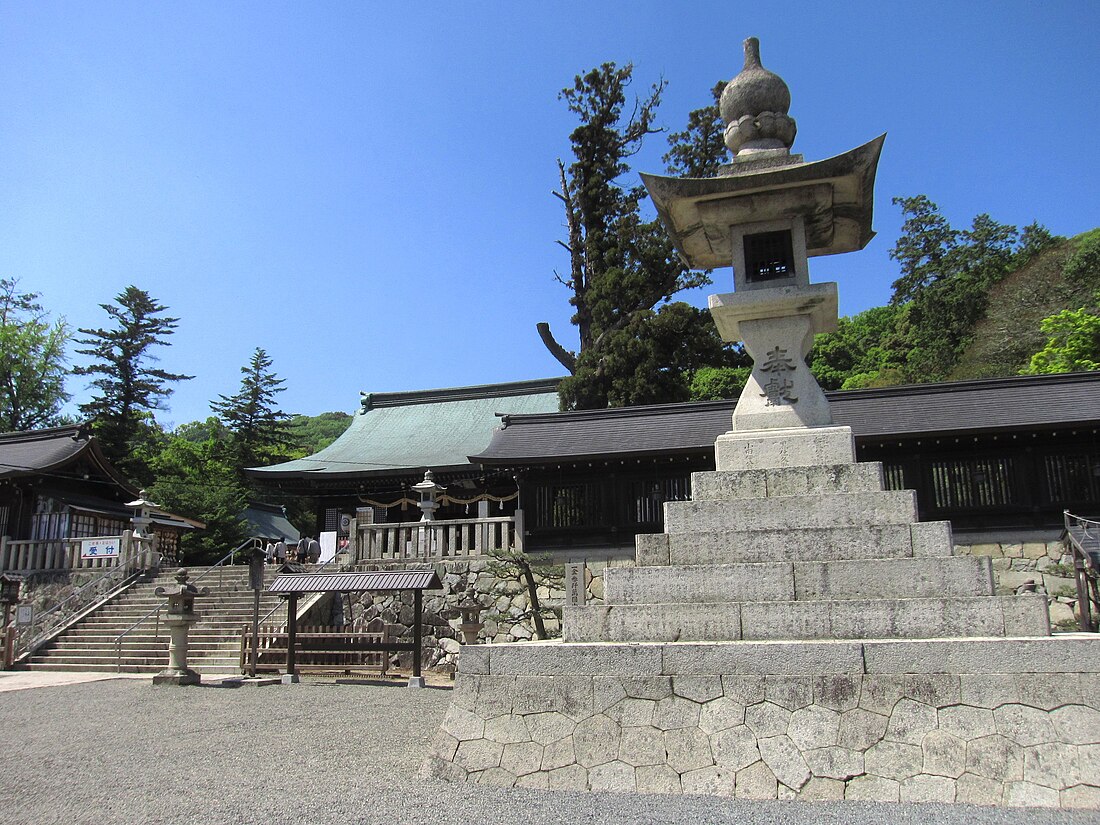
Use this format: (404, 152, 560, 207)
(951, 230, 1100, 379)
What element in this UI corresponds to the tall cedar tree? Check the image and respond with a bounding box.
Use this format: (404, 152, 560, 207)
(0, 278, 71, 432)
(211, 347, 296, 472)
(541, 66, 742, 409)
(74, 286, 192, 482)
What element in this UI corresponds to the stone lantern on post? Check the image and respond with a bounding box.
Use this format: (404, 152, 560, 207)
(1, 573, 23, 670)
(641, 37, 884, 470)
(152, 568, 209, 686)
(124, 490, 161, 572)
(412, 471, 445, 522)
(412, 470, 446, 556)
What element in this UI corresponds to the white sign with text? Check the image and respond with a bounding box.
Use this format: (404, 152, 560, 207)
(80, 537, 121, 560)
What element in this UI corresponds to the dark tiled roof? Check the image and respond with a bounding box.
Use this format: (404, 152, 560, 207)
(268, 569, 442, 593)
(473, 372, 1100, 464)
(0, 425, 93, 478)
(241, 504, 301, 542)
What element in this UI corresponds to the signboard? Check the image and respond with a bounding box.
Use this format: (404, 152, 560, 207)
(319, 531, 338, 564)
(80, 537, 120, 560)
(565, 562, 586, 607)
(15, 605, 33, 625)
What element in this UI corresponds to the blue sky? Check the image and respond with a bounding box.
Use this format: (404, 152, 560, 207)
(1, 2, 1097, 426)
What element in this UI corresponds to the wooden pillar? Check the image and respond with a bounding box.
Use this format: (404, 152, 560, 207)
(285, 593, 298, 678)
(412, 588, 422, 679)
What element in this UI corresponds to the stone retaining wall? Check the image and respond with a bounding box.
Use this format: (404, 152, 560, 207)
(342, 558, 608, 671)
(422, 639, 1100, 808)
(955, 541, 1079, 629)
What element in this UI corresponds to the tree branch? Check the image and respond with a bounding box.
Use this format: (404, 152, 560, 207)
(536, 323, 577, 374)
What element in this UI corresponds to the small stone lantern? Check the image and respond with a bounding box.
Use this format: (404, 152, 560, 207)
(457, 597, 484, 645)
(411, 470, 445, 523)
(152, 568, 209, 686)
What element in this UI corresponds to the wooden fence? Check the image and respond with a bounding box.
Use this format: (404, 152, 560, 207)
(0, 532, 156, 573)
(354, 513, 523, 563)
(239, 624, 390, 675)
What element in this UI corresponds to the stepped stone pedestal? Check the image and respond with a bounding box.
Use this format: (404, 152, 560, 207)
(423, 434, 1100, 806)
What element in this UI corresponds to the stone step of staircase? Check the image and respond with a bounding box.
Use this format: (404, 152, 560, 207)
(563, 594, 1049, 643)
(22, 565, 303, 674)
(605, 555, 994, 604)
(637, 521, 952, 566)
(690, 463, 885, 500)
(664, 490, 919, 533)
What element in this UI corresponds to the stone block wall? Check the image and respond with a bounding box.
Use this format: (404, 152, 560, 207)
(422, 640, 1100, 808)
(955, 541, 1079, 629)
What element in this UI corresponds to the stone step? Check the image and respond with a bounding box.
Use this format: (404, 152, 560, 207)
(690, 463, 885, 501)
(637, 521, 952, 566)
(563, 594, 1049, 643)
(23, 658, 241, 673)
(604, 556, 994, 604)
(664, 490, 918, 533)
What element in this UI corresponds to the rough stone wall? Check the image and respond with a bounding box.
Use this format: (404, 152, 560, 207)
(424, 671, 1100, 807)
(342, 558, 609, 672)
(955, 541, 1079, 629)
(15, 571, 107, 623)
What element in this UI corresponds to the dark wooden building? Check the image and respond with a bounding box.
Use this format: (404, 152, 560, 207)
(471, 372, 1100, 555)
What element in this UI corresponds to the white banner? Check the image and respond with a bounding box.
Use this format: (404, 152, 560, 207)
(80, 537, 121, 560)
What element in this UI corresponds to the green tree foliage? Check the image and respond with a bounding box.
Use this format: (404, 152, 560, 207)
(688, 365, 752, 401)
(147, 418, 249, 563)
(543, 63, 735, 409)
(285, 411, 352, 456)
(0, 278, 71, 432)
(1023, 293, 1100, 374)
(809, 305, 905, 390)
(74, 286, 192, 483)
(210, 347, 296, 471)
(1064, 229, 1100, 285)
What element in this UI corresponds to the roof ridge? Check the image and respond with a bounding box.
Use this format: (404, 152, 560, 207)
(360, 377, 562, 411)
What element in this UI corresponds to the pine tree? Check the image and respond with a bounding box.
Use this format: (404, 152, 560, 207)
(540, 63, 736, 409)
(0, 278, 71, 432)
(74, 286, 192, 481)
(211, 347, 295, 471)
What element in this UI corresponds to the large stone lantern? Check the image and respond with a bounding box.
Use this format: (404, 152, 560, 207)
(641, 37, 884, 470)
(152, 568, 209, 686)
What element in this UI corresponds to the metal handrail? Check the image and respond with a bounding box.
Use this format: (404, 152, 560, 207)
(13, 535, 155, 662)
(112, 537, 264, 672)
(1063, 510, 1100, 632)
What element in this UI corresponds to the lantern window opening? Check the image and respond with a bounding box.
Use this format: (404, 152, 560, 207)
(743, 229, 795, 283)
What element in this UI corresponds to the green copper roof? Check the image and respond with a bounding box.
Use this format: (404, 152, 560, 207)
(249, 378, 561, 480)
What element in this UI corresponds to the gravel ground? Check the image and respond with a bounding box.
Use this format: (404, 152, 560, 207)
(0, 676, 1097, 825)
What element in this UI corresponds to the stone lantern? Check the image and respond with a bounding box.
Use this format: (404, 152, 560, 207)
(456, 597, 484, 645)
(152, 568, 209, 686)
(641, 37, 884, 470)
(1, 573, 23, 670)
(125, 490, 160, 538)
(411, 470, 445, 523)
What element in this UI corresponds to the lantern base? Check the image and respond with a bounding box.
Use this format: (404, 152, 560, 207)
(152, 667, 201, 686)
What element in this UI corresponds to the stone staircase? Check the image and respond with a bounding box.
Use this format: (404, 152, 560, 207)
(23, 566, 291, 674)
(565, 458, 1051, 643)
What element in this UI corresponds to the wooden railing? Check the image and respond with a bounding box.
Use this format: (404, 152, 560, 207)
(354, 512, 523, 563)
(0, 532, 156, 573)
